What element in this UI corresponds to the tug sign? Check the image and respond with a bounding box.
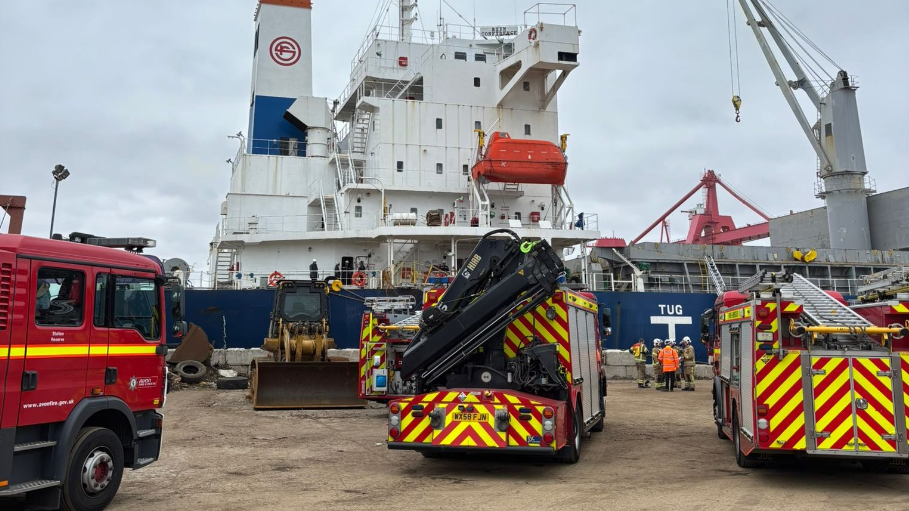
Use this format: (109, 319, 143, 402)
(270, 36, 301, 66)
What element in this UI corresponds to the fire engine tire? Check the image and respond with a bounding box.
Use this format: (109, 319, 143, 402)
(61, 427, 124, 511)
(590, 380, 605, 432)
(733, 415, 761, 469)
(175, 360, 207, 384)
(714, 400, 725, 440)
(557, 402, 582, 464)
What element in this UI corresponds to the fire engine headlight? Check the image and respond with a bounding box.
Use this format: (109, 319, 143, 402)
(543, 419, 554, 431)
(390, 415, 400, 427)
(757, 418, 769, 430)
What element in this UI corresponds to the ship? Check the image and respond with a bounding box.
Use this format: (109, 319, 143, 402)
(172, 0, 906, 366)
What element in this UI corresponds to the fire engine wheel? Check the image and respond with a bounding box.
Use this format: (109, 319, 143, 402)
(61, 427, 124, 511)
(557, 402, 582, 464)
(732, 415, 761, 469)
(714, 399, 725, 440)
(175, 360, 207, 384)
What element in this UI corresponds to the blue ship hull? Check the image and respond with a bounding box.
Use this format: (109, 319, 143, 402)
(167, 289, 718, 362)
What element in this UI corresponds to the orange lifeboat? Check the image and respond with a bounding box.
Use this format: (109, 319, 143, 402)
(471, 131, 567, 185)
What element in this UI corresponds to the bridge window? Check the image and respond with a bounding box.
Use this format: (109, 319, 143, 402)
(454, 51, 467, 61)
(355, 206, 363, 218)
(475, 121, 482, 130)
(463, 164, 469, 175)
(474, 77, 480, 87)
(475, 53, 486, 62)
(436, 118, 443, 129)
(436, 163, 444, 174)
(524, 124, 531, 136)
(397, 161, 404, 172)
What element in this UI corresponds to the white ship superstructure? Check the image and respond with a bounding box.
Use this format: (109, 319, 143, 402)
(209, 0, 598, 288)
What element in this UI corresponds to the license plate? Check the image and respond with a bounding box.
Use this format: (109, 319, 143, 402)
(452, 412, 489, 422)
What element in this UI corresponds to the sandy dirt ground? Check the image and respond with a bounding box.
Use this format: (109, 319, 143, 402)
(4, 382, 908, 511)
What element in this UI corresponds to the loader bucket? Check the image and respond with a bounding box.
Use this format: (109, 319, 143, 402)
(250, 359, 365, 409)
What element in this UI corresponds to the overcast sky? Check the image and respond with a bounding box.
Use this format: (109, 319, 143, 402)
(1, 1, 906, 270)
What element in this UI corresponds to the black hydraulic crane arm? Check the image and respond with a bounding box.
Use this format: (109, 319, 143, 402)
(401, 230, 564, 383)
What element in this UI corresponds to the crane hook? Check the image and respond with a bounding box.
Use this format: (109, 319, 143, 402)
(732, 95, 742, 123)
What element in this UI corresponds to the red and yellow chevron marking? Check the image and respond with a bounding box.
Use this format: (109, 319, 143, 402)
(363, 342, 387, 395)
(0, 344, 157, 359)
(753, 302, 779, 352)
(811, 357, 856, 451)
(903, 355, 909, 431)
(433, 403, 506, 447)
(852, 357, 897, 452)
(755, 352, 806, 450)
(391, 391, 549, 448)
(892, 303, 909, 314)
(782, 301, 802, 314)
(357, 313, 383, 396)
(504, 297, 571, 379)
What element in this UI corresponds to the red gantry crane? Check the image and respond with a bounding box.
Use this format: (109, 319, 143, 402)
(631, 170, 770, 246)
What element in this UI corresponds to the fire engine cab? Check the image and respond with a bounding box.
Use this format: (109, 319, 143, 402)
(0, 234, 186, 510)
(704, 270, 909, 472)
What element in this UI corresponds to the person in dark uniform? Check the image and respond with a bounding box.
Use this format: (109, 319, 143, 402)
(309, 259, 319, 281)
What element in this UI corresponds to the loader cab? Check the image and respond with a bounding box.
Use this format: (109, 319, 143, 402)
(273, 280, 328, 324)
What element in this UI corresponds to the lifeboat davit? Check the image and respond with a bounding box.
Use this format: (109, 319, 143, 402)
(471, 132, 567, 185)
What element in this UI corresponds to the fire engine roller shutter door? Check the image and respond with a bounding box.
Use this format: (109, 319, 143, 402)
(720, 324, 732, 381)
(740, 322, 755, 436)
(585, 309, 598, 419)
(568, 307, 581, 412)
(576, 307, 593, 422)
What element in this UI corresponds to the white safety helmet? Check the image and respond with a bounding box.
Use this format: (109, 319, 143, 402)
(653, 339, 663, 347)
(681, 336, 691, 345)
(666, 339, 675, 346)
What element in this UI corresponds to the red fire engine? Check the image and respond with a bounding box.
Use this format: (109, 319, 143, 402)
(704, 270, 909, 471)
(364, 231, 609, 462)
(0, 234, 186, 510)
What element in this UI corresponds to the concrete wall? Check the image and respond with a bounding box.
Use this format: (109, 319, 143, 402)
(868, 187, 909, 250)
(769, 206, 830, 248)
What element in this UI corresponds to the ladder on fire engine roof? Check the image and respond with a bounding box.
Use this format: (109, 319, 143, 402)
(783, 274, 872, 328)
(857, 266, 909, 296)
(704, 255, 726, 294)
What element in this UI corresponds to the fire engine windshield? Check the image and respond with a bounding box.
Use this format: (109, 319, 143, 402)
(113, 276, 160, 340)
(280, 290, 324, 322)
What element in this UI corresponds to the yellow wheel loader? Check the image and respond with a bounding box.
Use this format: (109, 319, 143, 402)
(250, 279, 364, 409)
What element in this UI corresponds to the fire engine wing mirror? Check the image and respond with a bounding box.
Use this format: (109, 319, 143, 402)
(169, 282, 185, 321)
(172, 320, 187, 339)
(601, 307, 612, 329)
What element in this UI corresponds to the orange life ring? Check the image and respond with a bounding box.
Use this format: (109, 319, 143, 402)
(352, 271, 367, 287)
(268, 271, 283, 287)
(527, 27, 538, 41)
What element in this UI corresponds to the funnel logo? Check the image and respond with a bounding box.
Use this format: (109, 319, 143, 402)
(270, 36, 301, 66)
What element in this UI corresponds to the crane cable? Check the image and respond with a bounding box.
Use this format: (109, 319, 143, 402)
(726, 0, 743, 122)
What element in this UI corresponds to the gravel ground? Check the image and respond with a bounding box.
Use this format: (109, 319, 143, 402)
(4, 382, 908, 510)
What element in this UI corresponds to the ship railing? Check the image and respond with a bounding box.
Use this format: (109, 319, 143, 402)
(184, 269, 389, 290)
(360, 166, 469, 189)
(219, 214, 339, 236)
(238, 138, 307, 157)
(588, 271, 869, 295)
(524, 3, 577, 27)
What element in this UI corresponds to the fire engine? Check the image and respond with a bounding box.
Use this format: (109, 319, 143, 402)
(369, 230, 608, 463)
(0, 233, 186, 510)
(851, 267, 909, 338)
(703, 270, 909, 471)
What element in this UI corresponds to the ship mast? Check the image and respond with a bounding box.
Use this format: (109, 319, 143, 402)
(399, 0, 416, 42)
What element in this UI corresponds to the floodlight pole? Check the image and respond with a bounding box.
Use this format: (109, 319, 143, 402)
(49, 179, 60, 238)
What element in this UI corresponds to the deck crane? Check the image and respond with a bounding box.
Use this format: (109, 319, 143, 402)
(734, 0, 874, 250)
